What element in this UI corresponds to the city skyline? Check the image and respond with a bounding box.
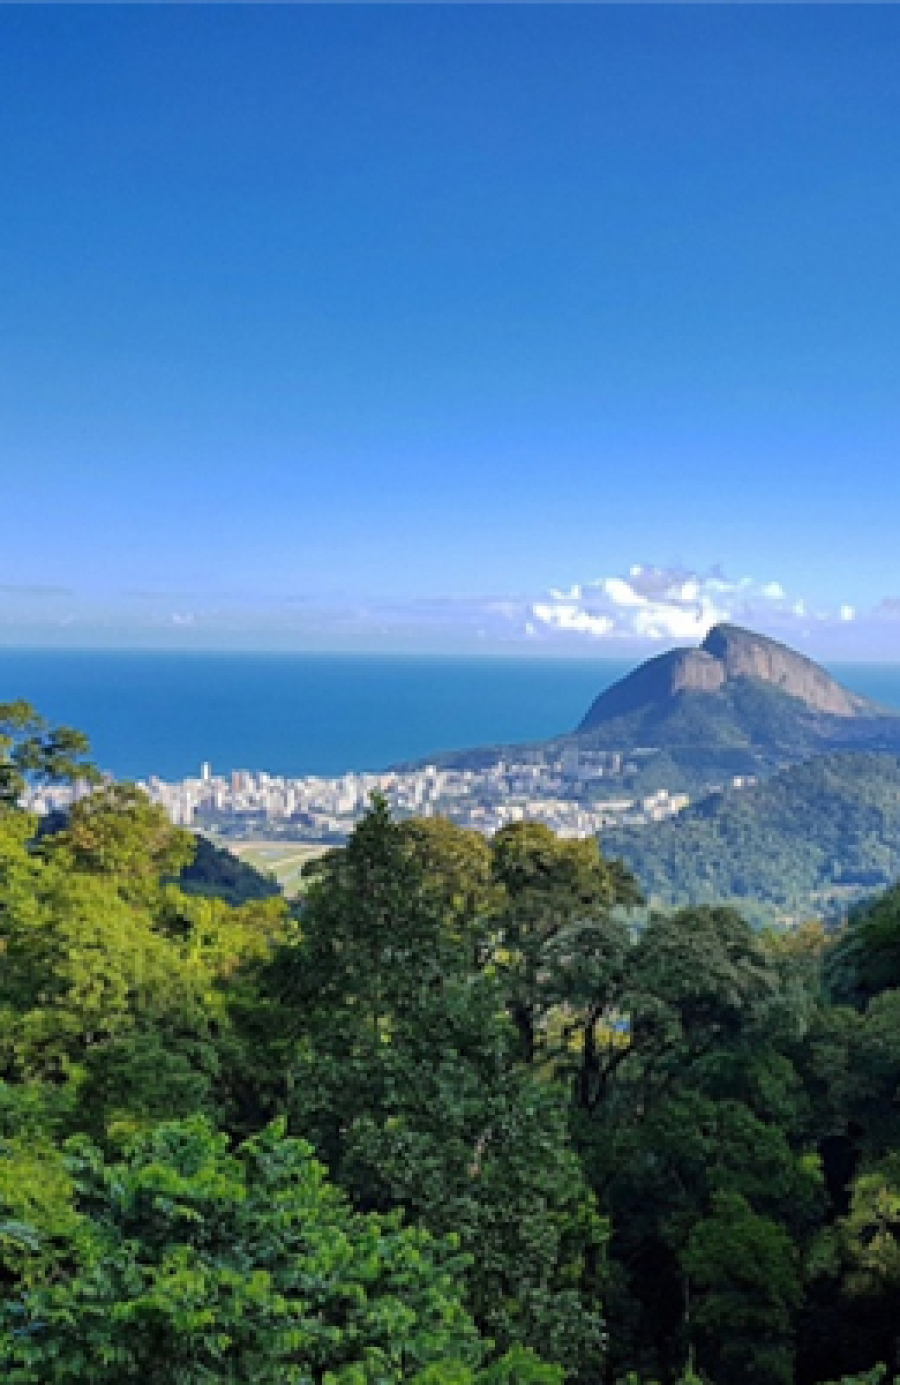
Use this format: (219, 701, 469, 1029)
(3, 8, 900, 657)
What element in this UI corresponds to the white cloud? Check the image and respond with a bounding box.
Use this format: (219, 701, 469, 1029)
(598, 576, 647, 608)
(531, 603, 614, 637)
(526, 565, 862, 646)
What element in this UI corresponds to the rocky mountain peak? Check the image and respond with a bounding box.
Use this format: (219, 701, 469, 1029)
(578, 622, 878, 731)
(700, 624, 871, 716)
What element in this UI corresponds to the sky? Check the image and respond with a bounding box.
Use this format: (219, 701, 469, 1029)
(2, 6, 900, 657)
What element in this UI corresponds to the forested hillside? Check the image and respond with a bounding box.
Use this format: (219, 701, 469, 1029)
(174, 831, 282, 904)
(4, 701, 900, 1384)
(604, 752, 900, 923)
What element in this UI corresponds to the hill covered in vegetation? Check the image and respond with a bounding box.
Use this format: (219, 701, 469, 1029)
(569, 627, 900, 799)
(175, 832, 282, 904)
(604, 752, 900, 923)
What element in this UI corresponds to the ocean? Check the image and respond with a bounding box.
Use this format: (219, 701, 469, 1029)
(2, 649, 900, 784)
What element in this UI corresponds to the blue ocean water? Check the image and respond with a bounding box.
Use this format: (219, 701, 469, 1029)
(0, 650, 628, 781)
(2, 650, 900, 783)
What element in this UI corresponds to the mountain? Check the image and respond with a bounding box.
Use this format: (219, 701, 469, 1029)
(603, 751, 900, 925)
(579, 622, 879, 730)
(413, 624, 900, 800)
(566, 623, 900, 792)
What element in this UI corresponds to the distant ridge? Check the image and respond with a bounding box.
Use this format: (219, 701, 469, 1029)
(578, 622, 878, 731)
(602, 751, 900, 925)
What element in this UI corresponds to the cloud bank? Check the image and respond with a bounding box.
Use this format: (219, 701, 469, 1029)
(3, 564, 900, 657)
(529, 565, 848, 644)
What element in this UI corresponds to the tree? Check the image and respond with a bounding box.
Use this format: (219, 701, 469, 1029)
(0, 1115, 556, 1384)
(43, 782, 195, 894)
(275, 803, 607, 1377)
(683, 1191, 802, 1385)
(489, 821, 640, 1066)
(0, 701, 97, 810)
(0, 786, 289, 1136)
(826, 883, 900, 1009)
(325, 978, 608, 1379)
(0, 1080, 78, 1286)
(396, 816, 500, 968)
(837, 1156, 900, 1299)
(565, 907, 810, 1383)
(292, 797, 461, 1031)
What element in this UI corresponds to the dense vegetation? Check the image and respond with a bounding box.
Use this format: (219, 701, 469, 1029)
(173, 832, 282, 904)
(605, 752, 900, 924)
(4, 701, 900, 1383)
(38, 810, 281, 908)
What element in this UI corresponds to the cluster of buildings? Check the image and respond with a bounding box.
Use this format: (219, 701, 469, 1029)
(20, 748, 758, 845)
(124, 748, 693, 843)
(23, 779, 95, 819)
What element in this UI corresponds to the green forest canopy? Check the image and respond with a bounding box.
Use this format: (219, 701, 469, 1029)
(604, 752, 900, 924)
(3, 701, 900, 1384)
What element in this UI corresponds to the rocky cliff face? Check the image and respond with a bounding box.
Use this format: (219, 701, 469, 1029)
(578, 622, 878, 730)
(667, 648, 727, 696)
(573, 647, 722, 723)
(700, 624, 871, 716)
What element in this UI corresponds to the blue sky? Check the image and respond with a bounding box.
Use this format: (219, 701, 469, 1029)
(2, 7, 900, 656)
